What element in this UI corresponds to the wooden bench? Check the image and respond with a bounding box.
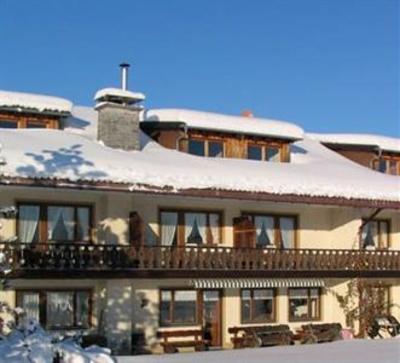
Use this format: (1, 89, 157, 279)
(228, 324, 294, 349)
(157, 329, 206, 353)
(296, 323, 342, 344)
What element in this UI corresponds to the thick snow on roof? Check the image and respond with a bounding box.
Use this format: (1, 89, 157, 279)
(309, 133, 400, 153)
(0, 127, 399, 203)
(0, 90, 72, 114)
(143, 109, 304, 140)
(94, 88, 145, 102)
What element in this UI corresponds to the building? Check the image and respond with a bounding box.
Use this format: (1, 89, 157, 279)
(0, 66, 399, 354)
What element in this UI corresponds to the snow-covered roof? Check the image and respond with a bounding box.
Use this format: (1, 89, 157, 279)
(94, 88, 145, 102)
(0, 90, 73, 115)
(0, 125, 399, 204)
(143, 109, 304, 140)
(309, 133, 400, 153)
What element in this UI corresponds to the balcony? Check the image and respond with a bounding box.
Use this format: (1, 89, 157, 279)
(1, 242, 399, 278)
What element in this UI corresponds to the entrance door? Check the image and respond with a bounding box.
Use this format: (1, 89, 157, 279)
(202, 290, 222, 347)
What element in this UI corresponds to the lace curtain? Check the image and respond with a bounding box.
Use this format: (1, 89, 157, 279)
(47, 292, 74, 328)
(47, 207, 75, 242)
(160, 212, 178, 246)
(22, 292, 40, 321)
(280, 217, 295, 249)
(18, 205, 40, 243)
(185, 213, 207, 245)
(254, 216, 274, 247)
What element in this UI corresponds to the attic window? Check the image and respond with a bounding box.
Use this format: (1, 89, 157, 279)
(0, 112, 59, 129)
(373, 156, 400, 176)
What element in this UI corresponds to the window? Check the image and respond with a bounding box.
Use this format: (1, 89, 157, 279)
(247, 145, 263, 160)
(0, 119, 18, 128)
(247, 143, 282, 162)
(289, 288, 320, 321)
(373, 157, 400, 176)
(18, 203, 92, 243)
(246, 214, 296, 248)
(27, 121, 47, 129)
(241, 289, 275, 323)
(188, 139, 205, 156)
(361, 220, 390, 249)
(160, 290, 197, 326)
(188, 138, 224, 158)
(160, 210, 221, 246)
(17, 290, 91, 329)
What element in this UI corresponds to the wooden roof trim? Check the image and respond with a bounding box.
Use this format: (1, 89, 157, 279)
(1, 176, 399, 209)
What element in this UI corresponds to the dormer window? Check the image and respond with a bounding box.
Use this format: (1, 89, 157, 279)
(247, 143, 282, 162)
(0, 112, 60, 129)
(373, 156, 400, 176)
(188, 138, 224, 158)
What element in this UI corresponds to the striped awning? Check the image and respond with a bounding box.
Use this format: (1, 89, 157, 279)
(189, 278, 325, 289)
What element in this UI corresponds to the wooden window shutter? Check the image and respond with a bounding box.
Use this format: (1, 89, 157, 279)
(129, 211, 144, 246)
(233, 216, 255, 248)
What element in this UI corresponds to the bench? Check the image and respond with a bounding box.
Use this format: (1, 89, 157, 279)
(157, 329, 206, 353)
(228, 324, 294, 349)
(296, 323, 342, 344)
(368, 315, 400, 339)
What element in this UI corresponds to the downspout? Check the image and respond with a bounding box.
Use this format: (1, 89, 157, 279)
(175, 124, 189, 151)
(370, 146, 382, 170)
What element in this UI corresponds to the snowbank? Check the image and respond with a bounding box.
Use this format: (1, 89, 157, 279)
(308, 133, 400, 153)
(0, 90, 72, 114)
(116, 338, 400, 363)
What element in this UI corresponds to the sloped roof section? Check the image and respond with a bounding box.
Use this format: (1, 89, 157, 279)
(143, 108, 304, 140)
(0, 90, 73, 115)
(308, 133, 400, 153)
(0, 128, 399, 206)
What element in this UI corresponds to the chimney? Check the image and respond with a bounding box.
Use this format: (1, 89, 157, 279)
(94, 63, 145, 151)
(241, 109, 254, 118)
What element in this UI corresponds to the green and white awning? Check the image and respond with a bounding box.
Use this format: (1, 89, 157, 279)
(189, 278, 325, 289)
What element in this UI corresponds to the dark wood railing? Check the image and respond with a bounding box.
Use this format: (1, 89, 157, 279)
(1, 242, 399, 278)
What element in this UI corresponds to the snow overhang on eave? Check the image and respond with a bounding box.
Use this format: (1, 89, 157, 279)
(0, 106, 71, 118)
(1, 176, 399, 210)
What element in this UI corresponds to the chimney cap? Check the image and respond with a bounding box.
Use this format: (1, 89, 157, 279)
(119, 62, 130, 68)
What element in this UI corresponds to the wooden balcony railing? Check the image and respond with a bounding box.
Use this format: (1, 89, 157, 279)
(1, 242, 399, 278)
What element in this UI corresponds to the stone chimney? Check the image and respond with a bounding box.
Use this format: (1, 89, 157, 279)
(94, 63, 145, 151)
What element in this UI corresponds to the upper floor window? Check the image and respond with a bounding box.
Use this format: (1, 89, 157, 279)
(247, 144, 281, 162)
(0, 113, 59, 129)
(373, 157, 400, 176)
(361, 219, 389, 249)
(17, 290, 91, 329)
(241, 289, 275, 323)
(244, 214, 296, 248)
(289, 288, 320, 322)
(160, 210, 221, 246)
(188, 138, 223, 158)
(18, 203, 92, 243)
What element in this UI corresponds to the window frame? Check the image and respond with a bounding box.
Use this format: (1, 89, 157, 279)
(360, 219, 391, 250)
(16, 288, 93, 330)
(288, 287, 321, 322)
(242, 212, 298, 249)
(0, 112, 59, 129)
(16, 201, 94, 243)
(159, 208, 223, 246)
(159, 289, 200, 327)
(246, 141, 283, 162)
(240, 288, 276, 324)
(372, 155, 400, 176)
(187, 136, 225, 158)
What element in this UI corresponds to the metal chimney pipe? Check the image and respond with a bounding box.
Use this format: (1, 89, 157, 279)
(119, 63, 130, 90)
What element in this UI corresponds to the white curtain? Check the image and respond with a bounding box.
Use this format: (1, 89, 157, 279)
(22, 292, 40, 321)
(362, 222, 377, 248)
(185, 213, 207, 244)
(77, 208, 89, 241)
(160, 212, 178, 246)
(254, 216, 274, 246)
(19, 206, 40, 243)
(47, 292, 73, 327)
(47, 207, 74, 241)
(280, 217, 295, 249)
(209, 213, 220, 244)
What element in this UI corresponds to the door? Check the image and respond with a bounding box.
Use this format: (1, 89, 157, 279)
(233, 216, 256, 248)
(202, 290, 222, 347)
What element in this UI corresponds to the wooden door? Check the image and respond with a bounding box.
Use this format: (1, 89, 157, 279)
(202, 290, 222, 347)
(233, 216, 256, 248)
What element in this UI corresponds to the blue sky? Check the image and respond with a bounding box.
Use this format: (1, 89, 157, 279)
(0, 0, 398, 136)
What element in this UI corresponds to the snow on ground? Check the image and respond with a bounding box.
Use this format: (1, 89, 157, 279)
(308, 133, 400, 153)
(116, 339, 400, 363)
(0, 90, 73, 114)
(0, 128, 399, 202)
(143, 108, 304, 140)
